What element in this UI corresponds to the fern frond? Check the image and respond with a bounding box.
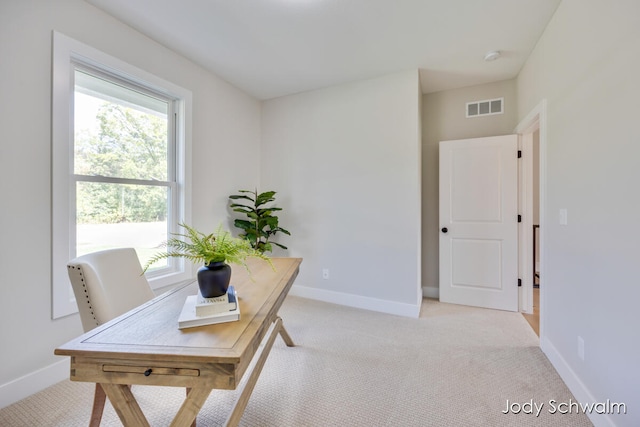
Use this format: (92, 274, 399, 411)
(143, 222, 274, 274)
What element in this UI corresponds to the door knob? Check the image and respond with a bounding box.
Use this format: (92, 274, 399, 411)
(441, 227, 448, 233)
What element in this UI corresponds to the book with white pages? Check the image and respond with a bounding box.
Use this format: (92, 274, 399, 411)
(195, 286, 237, 317)
(178, 294, 240, 329)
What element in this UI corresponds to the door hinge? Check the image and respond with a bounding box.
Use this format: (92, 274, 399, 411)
(518, 214, 522, 223)
(517, 150, 522, 158)
(518, 278, 522, 287)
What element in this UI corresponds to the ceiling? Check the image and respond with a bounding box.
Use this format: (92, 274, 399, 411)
(86, 0, 561, 100)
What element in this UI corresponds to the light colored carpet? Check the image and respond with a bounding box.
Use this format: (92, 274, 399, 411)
(0, 297, 592, 426)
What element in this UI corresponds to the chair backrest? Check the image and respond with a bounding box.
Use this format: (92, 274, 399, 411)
(67, 248, 156, 332)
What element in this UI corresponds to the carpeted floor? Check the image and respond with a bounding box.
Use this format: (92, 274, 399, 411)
(0, 296, 592, 426)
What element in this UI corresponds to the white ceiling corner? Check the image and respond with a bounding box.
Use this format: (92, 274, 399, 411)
(85, 0, 561, 100)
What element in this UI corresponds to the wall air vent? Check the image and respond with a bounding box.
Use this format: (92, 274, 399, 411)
(466, 97, 503, 118)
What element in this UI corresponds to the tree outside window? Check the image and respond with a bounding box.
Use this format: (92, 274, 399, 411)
(73, 68, 175, 269)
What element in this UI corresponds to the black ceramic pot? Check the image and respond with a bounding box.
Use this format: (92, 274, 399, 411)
(197, 261, 232, 298)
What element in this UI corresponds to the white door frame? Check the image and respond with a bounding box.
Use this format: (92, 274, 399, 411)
(518, 131, 535, 314)
(515, 99, 547, 341)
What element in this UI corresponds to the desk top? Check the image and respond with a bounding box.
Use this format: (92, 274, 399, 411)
(55, 258, 302, 366)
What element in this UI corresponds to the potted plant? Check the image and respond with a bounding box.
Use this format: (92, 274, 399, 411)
(144, 223, 271, 298)
(229, 189, 290, 253)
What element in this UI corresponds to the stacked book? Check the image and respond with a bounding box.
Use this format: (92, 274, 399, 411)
(178, 286, 240, 329)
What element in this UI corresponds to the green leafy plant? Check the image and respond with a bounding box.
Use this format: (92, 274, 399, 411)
(143, 223, 271, 272)
(229, 189, 291, 254)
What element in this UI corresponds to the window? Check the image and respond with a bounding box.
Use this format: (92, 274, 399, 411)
(52, 32, 192, 319)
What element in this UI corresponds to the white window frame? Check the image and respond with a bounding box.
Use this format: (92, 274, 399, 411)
(52, 31, 192, 319)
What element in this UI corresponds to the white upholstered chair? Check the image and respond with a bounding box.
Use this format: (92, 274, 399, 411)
(67, 248, 156, 427)
(67, 248, 155, 331)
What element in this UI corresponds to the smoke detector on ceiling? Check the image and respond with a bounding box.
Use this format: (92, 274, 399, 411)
(484, 50, 501, 61)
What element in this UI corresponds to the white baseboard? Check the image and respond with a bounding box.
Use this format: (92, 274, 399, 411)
(541, 337, 618, 427)
(0, 359, 69, 409)
(422, 285, 439, 299)
(289, 285, 421, 318)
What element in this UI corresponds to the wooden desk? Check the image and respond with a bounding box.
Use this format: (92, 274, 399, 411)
(55, 257, 302, 427)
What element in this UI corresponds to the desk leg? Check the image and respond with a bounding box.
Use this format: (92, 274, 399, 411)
(89, 383, 106, 427)
(225, 317, 285, 426)
(186, 388, 197, 427)
(100, 383, 150, 427)
(170, 387, 211, 427)
(277, 317, 295, 347)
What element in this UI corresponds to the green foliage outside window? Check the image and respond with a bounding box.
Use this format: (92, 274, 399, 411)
(74, 103, 168, 224)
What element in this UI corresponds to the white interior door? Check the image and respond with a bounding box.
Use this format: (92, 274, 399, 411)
(439, 135, 518, 311)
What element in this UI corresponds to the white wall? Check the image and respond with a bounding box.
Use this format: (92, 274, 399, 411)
(0, 0, 260, 407)
(421, 80, 518, 296)
(261, 70, 422, 317)
(517, 1, 640, 426)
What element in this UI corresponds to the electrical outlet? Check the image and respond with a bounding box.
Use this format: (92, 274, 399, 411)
(322, 269, 329, 280)
(578, 336, 585, 361)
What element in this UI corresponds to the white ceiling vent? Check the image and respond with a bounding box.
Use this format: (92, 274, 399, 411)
(466, 97, 503, 118)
